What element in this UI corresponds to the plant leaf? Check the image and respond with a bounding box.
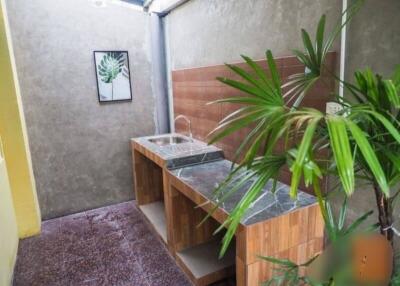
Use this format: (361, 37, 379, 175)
(344, 210, 374, 235)
(216, 77, 266, 100)
(290, 114, 322, 197)
(316, 15, 326, 63)
(346, 120, 390, 197)
(326, 116, 354, 195)
(301, 29, 318, 69)
(258, 256, 297, 268)
(383, 80, 400, 108)
(266, 50, 281, 91)
(338, 198, 347, 231)
(359, 110, 400, 146)
(392, 65, 400, 89)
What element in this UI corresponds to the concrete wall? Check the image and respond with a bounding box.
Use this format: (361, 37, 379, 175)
(345, 0, 400, 80)
(6, 0, 156, 219)
(165, 0, 342, 70)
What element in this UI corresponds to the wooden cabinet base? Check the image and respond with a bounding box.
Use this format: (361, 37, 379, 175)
(167, 171, 324, 286)
(132, 140, 324, 285)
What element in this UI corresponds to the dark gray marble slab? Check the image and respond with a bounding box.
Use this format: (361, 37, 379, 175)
(131, 133, 224, 169)
(170, 160, 317, 225)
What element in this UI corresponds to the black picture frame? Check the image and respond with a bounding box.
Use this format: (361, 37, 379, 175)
(94, 50, 133, 103)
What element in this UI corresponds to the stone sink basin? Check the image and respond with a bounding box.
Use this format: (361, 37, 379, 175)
(132, 133, 224, 169)
(148, 135, 191, 146)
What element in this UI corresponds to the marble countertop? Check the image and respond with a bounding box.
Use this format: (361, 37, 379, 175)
(131, 133, 224, 169)
(170, 160, 317, 226)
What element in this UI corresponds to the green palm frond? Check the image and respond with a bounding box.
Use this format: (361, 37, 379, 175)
(284, 0, 365, 108)
(346, 119, 390, 196)
(326, 116, 354, 196)
(392, 65, 400, 89)
(289, 111, 323, 197)
(203, 155, 287, 258)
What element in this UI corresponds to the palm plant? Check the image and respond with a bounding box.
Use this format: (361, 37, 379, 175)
(98, 52, 125, 100)
(206, 0, 400, 283)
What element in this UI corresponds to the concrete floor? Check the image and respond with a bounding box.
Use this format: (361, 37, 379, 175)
(13, 201, 196, 285)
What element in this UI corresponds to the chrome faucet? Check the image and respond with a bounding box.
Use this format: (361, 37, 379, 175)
(174, 115, 193, 141)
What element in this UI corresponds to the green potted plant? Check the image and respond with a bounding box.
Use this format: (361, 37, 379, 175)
(206, 0, 400, 284)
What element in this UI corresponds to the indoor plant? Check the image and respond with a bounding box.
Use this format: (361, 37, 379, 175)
(206, 0, 400, 284)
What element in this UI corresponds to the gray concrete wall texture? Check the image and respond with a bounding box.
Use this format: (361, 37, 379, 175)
(6, 0, 156, 219)
(346, 0, 400, 79)
(165, 0, 342, 70)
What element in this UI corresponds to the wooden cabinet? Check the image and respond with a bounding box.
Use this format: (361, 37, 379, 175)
(132, 139, 324, 286)
(132, 144, 168, 243)
(166, 164, 324, 286)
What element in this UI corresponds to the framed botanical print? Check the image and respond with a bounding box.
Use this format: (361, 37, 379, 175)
(94, 51, 132, 102)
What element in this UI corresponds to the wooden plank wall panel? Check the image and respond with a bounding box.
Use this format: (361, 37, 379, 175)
(173, 53, 336, 191)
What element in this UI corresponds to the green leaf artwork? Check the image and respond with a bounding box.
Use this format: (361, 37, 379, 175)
(98, 52, 124, 83)
(95, 51, 130, 101)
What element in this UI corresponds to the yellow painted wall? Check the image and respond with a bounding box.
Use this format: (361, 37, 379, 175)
(0, 148, 18, 286)
(0, 0, 41, 238)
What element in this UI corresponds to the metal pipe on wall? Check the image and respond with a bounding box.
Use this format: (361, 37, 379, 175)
(150, 12, 170, 134)
(148, 0, 191, 133)
(339, 0, 347, 98)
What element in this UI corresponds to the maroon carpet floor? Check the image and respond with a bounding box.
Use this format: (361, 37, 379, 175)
(13, 201, 195, 286)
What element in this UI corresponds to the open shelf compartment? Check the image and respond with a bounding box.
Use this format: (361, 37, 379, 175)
(176, 239, 235, 284)
(168, 184, 236, 285)
(139, 201, 167, 242)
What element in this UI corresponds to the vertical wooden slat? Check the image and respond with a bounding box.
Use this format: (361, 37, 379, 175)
(132, 147, 163, 205)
